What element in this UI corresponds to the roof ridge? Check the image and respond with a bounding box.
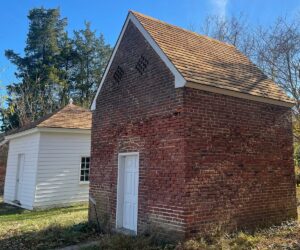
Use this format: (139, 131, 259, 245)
(130, 10, 235, 48)
(66, 103, 91, 112)
(37, 104, 69, 125)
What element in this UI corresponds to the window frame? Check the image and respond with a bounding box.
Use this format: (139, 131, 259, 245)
(79, 156, 90, 184)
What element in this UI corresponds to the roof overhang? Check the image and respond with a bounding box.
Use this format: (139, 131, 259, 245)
(5, 127, 91, 141)
(90, 11, 186, 110)
(186, 81, 295, 108)
(5, 127, 39, 140)
(37, 127, 91, 134)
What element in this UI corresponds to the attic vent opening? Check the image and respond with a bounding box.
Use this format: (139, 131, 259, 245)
(135, 55, 149, 75)
(113, 66, 124, 83)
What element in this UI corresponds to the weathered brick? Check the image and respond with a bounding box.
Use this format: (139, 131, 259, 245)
(90, 20, 297, 239)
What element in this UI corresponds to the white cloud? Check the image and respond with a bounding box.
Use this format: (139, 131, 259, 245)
(210, 0, 228, 19)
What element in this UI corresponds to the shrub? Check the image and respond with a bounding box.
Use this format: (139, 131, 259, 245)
(294, 144, 300, 167)
(175, 238, 212, 250)
(228, 232, 259, 250)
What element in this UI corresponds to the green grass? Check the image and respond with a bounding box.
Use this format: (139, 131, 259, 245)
(1, 188, 300, 250)
(0, 197, 97, 250)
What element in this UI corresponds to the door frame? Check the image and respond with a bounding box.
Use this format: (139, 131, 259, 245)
(116, 152, 139, 234)
(15, 153, 25, 202)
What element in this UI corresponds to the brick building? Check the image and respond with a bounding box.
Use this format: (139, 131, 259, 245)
(90, 11, 297, 238)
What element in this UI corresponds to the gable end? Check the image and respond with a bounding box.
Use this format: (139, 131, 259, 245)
(91, 12, 186, 110)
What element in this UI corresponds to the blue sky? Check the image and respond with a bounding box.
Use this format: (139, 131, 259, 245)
(0, 0, 300, 91)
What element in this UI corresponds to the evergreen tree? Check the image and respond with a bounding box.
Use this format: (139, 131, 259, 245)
(72, 22, 111, 107)
(1, 8, 111, 132)
(2, 8, 67, 130)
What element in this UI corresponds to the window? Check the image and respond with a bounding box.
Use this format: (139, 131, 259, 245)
(80, 157, 90, 182)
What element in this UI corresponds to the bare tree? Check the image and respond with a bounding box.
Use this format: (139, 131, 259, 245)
(255, 18, 300, 101)
(254, 17, 300, 139)
(198, 13, 300, 140)
(200, 13, 256, 58)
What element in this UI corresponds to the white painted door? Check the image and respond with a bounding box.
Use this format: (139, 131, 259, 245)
(15, 154, 25, 201)
(122, 155, 138, 231)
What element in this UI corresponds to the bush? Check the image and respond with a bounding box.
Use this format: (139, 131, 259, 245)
(175, 238, 211, 250)
(228, 232, 259, 250)
(294, 144, 300, 167)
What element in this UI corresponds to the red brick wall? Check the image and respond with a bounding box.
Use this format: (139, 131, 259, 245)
(183, 89, 297, 235)
(90, 20, 297, 239)
(0, 144, 8, 195)
(90, 21, 187, 238)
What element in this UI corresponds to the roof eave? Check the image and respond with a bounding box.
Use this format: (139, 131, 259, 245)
(5, 127, 39, 140)
(37, 127, 91, 134)
(186, 81, 295, 108)
(5, 127, 91, 141)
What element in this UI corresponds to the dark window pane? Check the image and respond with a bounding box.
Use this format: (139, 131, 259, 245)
(80, 157, 90, 182)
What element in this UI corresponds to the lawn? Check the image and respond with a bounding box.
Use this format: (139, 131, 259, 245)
(0, 189, 300, 250)
(0, 197, 97, 250)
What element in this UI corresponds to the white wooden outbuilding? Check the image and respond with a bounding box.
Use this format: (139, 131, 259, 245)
(3, 103, 91, 209)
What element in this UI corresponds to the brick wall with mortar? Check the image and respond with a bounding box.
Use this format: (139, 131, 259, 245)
(90, 21, 187, 239)
(90, 20, 297, 239)
(182, 88, 297, 236)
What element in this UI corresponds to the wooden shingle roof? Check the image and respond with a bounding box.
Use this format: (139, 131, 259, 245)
(7, 104, 91, 136)
(131, 11, 293, 105)
(37, 104, 91, 130)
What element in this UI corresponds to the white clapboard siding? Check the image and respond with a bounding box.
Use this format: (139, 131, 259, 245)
(33, 132, 90, 208)
(3, 132, 40, 209)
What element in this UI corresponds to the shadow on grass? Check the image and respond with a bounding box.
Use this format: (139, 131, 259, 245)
(95, 233, 175, 250)
(0, 222, 98, 250)
(0, 200, 25, 216)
